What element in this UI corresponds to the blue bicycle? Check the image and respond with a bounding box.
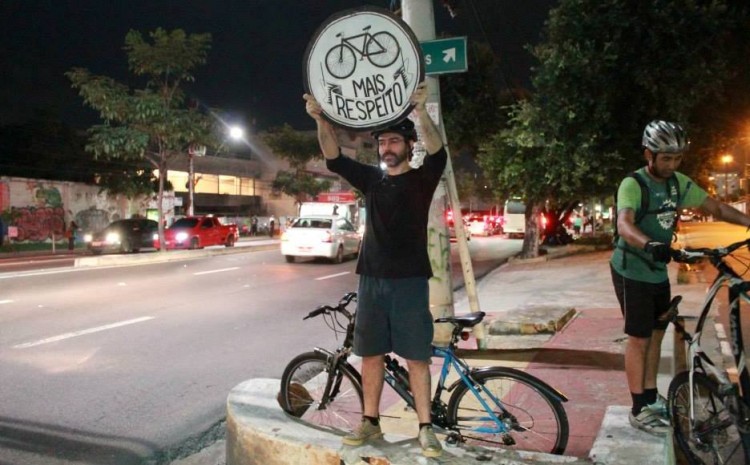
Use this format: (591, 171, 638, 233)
(279, 292, 570, 454)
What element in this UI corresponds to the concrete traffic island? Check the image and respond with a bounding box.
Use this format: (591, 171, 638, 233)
(225, 378, 591, 465)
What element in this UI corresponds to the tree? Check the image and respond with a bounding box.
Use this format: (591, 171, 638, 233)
(479, 0, 749, 257)
(262, 124, 332, 211)
(439, 41, 508, 152)
(66, 28, 214, 248)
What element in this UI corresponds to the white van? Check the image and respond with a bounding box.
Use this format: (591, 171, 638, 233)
(503, 199, 525, 239)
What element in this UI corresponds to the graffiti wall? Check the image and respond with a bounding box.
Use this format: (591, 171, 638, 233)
(0, 176, 150, 243)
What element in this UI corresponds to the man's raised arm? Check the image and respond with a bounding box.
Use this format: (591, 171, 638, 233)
(303, 93, 339, 160)
(410, 81, 443, 155)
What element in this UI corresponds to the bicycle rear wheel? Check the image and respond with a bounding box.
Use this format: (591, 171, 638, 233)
(669, 371, 750, 465)
(279, 351, 363, 432)
(446, 367, 569, 454)
(325, 44, 356, 79)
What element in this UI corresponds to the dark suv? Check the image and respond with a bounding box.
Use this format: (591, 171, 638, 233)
(86, 218, 159, 255)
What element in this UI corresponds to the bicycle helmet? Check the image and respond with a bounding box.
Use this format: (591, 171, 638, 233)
(642, 120, 688, 154)
(371, 118, 417, 142)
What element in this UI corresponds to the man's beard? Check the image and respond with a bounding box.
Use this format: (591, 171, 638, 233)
(648, 164, 674, 180)
(380, 148, 409, 168)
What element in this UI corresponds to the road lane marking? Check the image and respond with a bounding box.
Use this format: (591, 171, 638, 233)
(13, 316, 155, 349)
(316, 272, 350, 281)
(193, 267, 239, 276)
(0, 300, 13, 305)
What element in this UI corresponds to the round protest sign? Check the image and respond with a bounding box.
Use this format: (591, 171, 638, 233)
(303, 6, 425, 132)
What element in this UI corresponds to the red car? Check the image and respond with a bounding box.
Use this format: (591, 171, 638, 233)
(155, 216, 238, 250)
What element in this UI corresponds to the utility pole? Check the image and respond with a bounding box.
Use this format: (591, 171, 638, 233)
(402, 0, 483, 346)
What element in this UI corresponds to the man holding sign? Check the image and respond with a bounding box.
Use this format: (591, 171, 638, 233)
(304, 81, 446, 457)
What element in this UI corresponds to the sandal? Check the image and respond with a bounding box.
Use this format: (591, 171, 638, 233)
(629, 406, 671, 437)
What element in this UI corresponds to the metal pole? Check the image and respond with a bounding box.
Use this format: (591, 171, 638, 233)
(725, 170, 729, 203)
(402, 0, 482, 347)
(188, 151, 195, 216)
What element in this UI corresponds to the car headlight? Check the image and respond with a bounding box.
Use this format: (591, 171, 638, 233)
(176, 232, 188, 242)
(106, 232, 121, 244)
(83, 233, 93, 243)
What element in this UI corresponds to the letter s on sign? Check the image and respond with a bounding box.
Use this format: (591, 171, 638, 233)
(425, 54, 432, 66)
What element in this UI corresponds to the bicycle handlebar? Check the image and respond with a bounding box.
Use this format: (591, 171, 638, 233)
(302, 292, 357, 321)
(304, 305, 333, 320)
(671, 238, 750, 263)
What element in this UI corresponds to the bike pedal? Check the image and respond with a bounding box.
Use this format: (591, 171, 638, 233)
(445, 432, 461, 447)
(501, 434, 515, 446)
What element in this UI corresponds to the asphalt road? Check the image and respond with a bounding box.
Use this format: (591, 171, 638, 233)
(0, 235, 520, 464)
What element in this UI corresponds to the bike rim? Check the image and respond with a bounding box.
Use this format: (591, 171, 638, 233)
(671, 374, 746, 464)
(451, 375, 565, 454)
(284, 357, 362, 432)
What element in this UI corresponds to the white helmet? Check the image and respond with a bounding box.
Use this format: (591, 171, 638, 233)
(642, 120, 688, 153)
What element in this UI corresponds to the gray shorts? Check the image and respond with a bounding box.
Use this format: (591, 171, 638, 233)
(354, 276, 434, 361)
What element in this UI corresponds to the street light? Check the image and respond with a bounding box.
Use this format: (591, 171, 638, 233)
(229, 125, 244, 141)
(721, 154, 733, 202)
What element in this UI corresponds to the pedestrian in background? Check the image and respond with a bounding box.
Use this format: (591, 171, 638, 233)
(66, 220, 78, 250)
(304, 81, 446, 457)
(610, 120, 750, 436)
(250, 215, 258, 236)
(268, 215, 276, 238)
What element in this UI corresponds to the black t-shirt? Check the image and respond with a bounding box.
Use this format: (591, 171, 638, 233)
(326, 147, 447, 278)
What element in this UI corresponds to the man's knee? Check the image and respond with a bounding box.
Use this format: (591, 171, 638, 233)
(405, 359, 430, 371)
(627, 335, 650, 351)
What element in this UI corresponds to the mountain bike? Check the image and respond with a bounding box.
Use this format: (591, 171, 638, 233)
(325, 26, 400, 79)
(278, 291, 570, 455)
(662, 239, 750, 464)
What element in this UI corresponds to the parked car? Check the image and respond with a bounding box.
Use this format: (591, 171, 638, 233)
(155, 215, 238, 250)
(465, 212, 503, 236)
(280, 215, 361, 263)
(446, 210, 470, 242)
(84, 218, 159, 255)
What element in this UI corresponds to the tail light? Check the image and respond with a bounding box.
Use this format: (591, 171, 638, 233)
(322, 231, 333, 243)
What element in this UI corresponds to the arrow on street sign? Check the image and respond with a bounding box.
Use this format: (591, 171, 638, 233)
(420, 37, 467, 75)
(443, 48, 456, 63)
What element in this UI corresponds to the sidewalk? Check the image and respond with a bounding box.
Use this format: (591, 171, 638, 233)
(190, 246, 718, 465)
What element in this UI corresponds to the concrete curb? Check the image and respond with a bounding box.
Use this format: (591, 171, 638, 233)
(74, 243, 278, 267)
(487, 306, 577, 336)
(589, 406, 674, 465)
(508, 244, 613, 266)
(226, 378, 591, 465)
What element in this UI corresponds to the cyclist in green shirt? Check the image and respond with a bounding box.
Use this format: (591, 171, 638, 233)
(611, 120, 750, 436)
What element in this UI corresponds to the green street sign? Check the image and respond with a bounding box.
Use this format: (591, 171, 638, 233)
(420, 37, 468, 75)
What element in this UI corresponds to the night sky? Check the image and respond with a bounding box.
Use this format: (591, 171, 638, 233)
(0, 1, 556, 132)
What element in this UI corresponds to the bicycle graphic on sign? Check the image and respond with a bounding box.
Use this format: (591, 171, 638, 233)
(325, 25, 401, 79)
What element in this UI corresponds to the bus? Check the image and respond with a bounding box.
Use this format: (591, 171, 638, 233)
(503, 198, 526, 238)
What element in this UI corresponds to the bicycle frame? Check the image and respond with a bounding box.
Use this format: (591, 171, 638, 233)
(336, 27, 385, 59)
(381, 345, 511, 435)
(432, 345, 511, 434)
(672, 244, 750, 430)
(687, 258, 750, 400)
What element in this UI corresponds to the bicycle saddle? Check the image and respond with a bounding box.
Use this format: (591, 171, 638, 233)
(434, 312, 486, 328)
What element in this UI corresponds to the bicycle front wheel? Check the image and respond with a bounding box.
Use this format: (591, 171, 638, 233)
(366, 31, 400, 68)
(447, 367, 569, 454)
(279, 351, 363, 432)
(669, 371, 750, 465)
